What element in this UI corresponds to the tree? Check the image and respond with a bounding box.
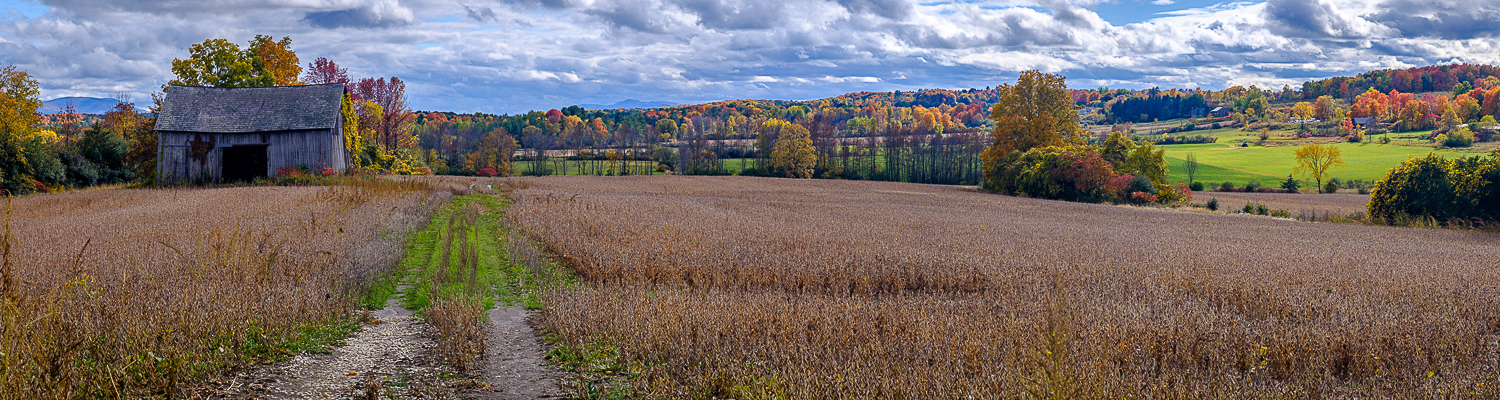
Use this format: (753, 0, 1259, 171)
(1291, 101, 1316, 131)
(303, 57, 349, 88)
(1281, 174, 1301, 192)
(1314, 95, 1336, 121)
(981, 71, 1084, 157)
(0, 64, 50, 194)
(249, 35, 301, 86)
(168, 38, 271, 88)
(1118, 142, 1167, 184)
(770, 121, 815, 178)
(981, 71, 1083, 189)
(655, 119, 677, 141)
(105, 101, 156, 183)
(1184, 153, 1199, 184)
(353, 77, 415, 151)
(1099, 130, 1135, 168)
(464, 128, 518, 175)
(1293, 144, 1345, 192)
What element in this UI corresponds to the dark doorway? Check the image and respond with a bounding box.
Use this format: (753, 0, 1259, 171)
(221, 145, 268, 182)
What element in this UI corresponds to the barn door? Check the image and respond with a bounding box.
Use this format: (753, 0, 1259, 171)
(221, 145, 269, 182)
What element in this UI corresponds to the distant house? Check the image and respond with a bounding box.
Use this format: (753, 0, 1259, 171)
(1209, 107, 1230, 117)
(1077, 106, 1099, 118)
(155, 84, 349, 183)
(1351, 117, 1374, 128)
(1189, 107, 1207, 118)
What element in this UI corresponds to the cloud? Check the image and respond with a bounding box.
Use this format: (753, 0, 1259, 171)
(463, 5, 499, 23)
(303, 0, 416, 28)
(0, 0, 1493, 113)
(1261, 0, 1382, 39)
(1366, 0, 1500, 40)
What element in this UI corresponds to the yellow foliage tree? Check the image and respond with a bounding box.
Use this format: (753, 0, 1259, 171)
(981, 70, 1084, 158)
(1293, 144, 1346, 192)
(250, 35, 301, 86)
(770, 121, 815, 178)
(980, 70, 1084, 190)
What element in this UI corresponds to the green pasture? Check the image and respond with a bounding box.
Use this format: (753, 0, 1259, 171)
(1161, 141, 1484, 185)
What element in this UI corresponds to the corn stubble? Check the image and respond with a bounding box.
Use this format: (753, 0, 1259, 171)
(0, 179, 436, 398)
(510, 175, 1500, 399)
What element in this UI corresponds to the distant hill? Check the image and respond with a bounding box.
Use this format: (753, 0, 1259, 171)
(39, 97, 127, 114)
(576, 99, 678, 110)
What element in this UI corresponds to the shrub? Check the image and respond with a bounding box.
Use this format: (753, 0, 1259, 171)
(1206, 197, 1219, 211)
(1270, 209, 1291, 218)
(1244, 180, 1261, 192)
(476, 168, 499, 177)
(1443, 127, 1475, 147)
(1189, 181, 1204, 191)
(1219, 181, 1235, 191)
(988, 146, 1124, 203)
(1368, 154, 1458, 221)
(1324, 181, 1338, 194)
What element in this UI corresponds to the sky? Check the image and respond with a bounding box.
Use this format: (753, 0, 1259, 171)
(1, 0, 1497, 114)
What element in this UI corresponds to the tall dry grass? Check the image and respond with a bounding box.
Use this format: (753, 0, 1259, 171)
(0, 178, 438, 399)
(510, 175, 1500, 398)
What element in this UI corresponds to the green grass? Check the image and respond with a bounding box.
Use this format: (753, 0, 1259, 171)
(1162, 141, 1486, 185)
(380, 193, 577, 313)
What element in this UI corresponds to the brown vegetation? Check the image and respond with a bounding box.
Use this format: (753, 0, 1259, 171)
(0, 178, 438, 398)
(511, 175, 1500, 398)
(1195, 192, 1372, 217)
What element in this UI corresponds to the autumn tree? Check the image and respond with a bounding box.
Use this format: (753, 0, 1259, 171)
(353, 77, 415, 151)
(1099, 130, 1134, 168)
(981, 71, 1083, 157)
(1314, 95, 1336, 121)
(1119, 142, 1167, 184)
(104, 100, 156, 183)
(770, 120, 816, 178)
(303, 57, 349, 89)
(1293, 144, 1345, 192)
(465, 127, 518, 175)
(0, 65, 54, 194)
(656, 119, 677, 141)
(249, 35, 301, 86)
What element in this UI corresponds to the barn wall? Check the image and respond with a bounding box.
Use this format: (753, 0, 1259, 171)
(157, 128, 348, 183)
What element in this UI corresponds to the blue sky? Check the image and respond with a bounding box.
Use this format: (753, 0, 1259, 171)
(2, 0, 1497, 114)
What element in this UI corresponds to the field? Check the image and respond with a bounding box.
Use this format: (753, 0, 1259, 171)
(0, 180, 439, 398)
(511, 175, 1500, 398)
(1191, 191, 1372, 217)
(1161, 141, 1486, 185)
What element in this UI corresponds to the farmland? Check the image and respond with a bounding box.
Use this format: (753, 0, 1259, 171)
(511, 175, 1500, 398)
(1160, 141, 1486, 185)
(0, 180, 440, 398)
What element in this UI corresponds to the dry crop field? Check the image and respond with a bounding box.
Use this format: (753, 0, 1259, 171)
(1193, 192, 1372, 218)
(509, 175, 1500, 398)
(0, 180, 438, 398)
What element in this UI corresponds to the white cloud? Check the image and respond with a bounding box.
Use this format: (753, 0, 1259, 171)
(0, 0, 1495, 113)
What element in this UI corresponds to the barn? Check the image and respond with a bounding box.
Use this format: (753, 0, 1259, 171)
(155, 84, 349, 183)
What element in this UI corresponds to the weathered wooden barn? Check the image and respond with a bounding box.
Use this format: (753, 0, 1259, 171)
(155, 84, 348, 183)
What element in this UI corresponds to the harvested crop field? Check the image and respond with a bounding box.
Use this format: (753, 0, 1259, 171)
(509, 175, 1500, 398)
(1, 180, 440, 398)
(1192, 191, 1371, 217)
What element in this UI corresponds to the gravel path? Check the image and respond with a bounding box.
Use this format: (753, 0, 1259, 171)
(477, 306, 565, 399)
(209, 291, 458, 400)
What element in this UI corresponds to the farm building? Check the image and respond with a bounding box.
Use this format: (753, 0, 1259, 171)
(155, 84, 349, 183)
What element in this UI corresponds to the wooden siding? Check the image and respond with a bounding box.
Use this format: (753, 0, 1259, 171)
(157, 127, 347, 183)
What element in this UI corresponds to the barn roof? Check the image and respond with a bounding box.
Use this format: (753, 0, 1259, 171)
(155, 84, 344, 133)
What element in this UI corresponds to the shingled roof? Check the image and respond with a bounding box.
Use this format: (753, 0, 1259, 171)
(155, 84, 344, 133)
